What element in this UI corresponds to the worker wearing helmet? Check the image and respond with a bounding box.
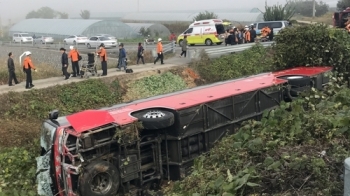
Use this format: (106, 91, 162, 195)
(68, 46, 80, 77)
(97, 43, 108, 75)
(154, 38, 164, 65)
(23, 51, 36, 89)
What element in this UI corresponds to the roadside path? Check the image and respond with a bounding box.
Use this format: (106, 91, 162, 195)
(0, 56, 192, 95)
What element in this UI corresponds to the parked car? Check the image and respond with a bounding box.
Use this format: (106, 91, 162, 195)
(12, 33, 33, 43)
(33, 36, 54, 44)
(86, 36, 117, 49)
(253, 21, 289, 35)
(96, 34, 117, 41)
(63, 35, 88, 45)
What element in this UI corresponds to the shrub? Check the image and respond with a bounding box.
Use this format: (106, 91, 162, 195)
(190, 44, 275, 83)
(125, 72, 188, 100)
(165, 73, 350, 195)
(273, 23, 350, 73)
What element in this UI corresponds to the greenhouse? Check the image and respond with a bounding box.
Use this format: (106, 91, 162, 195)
(125, 23, 171, 37)
(8, 19, 136, 40)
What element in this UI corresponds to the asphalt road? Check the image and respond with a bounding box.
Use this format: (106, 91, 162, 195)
(1, 41, 225, 54)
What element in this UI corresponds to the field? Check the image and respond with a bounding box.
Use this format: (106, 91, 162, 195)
(0, 46, 174, 84)
(292, 12, 333, 25)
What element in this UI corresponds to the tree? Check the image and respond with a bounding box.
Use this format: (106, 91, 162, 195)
(139, 27, 151, 37)
(337, 0, 350, 11)
(262, 3, 295, 21)
(193, 11, 218, 21)
(80, 10, 90, 19)
(286, 0, 329, 17)
(57, 12, 69, 19)
(25, 7, 65, 19)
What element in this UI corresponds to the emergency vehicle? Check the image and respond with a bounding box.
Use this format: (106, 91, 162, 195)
(177, 19, 226, 46)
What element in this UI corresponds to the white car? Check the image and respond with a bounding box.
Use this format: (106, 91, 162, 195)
(86, 36, 117, 49)
(63, 35, 88, 45)
(96, 34, 117, 41)
(12, 33, 33, 43)
(33, 36, 54, 44)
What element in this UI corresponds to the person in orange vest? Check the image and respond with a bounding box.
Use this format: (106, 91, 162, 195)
(245, 29, 251, 43)
(23, 51, 36, 89)
(68, 46, 80, 77)
(154, 38, 164, 64)
(97, 43, 108, 75)
(261, 26, 271, 38)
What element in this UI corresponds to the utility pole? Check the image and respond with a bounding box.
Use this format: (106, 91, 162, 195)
(312, 0, 316, 18)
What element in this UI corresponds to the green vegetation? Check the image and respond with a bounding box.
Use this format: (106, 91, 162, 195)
(193, 11, 218, 21)
(26, 6, 68, 19)
(126, 72, 188, 100)
(273, 23, 350, 73)
(190, 45, 275, 83)
(337, 0, 350, 11)
(80, 10, 90, 19)
(165, 73, 349, 196)
(263, 2, 295, 21)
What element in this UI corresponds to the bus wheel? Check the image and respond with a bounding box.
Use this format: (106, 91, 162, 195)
(79, 161, 120, 196)
(281, 75, 311, 87)
(134, 110, 174, 130)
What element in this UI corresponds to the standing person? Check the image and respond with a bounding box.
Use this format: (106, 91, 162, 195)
(137, 42, 145, 65)
(60, 48, 70, 80)
(23, 51, 36, 89)
(249, 25, 257, 43)
(224, 29, 230, 46)
(68, 46, 79, 77)
(245, 28, 251, 43)
(154, 38, 164, 65)
(97, 43, 108, 76)
(180, 35, 188, 58)
(8, 52, 19, 86)
(117, 43, 127, 71)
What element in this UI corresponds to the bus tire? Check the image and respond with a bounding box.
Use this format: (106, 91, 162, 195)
(79, 161, 120, 196)
(281, 75, 311, 87)
(134, 110, 175, 130)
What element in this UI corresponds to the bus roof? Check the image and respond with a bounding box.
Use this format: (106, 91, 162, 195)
(66, 66, 332, 133)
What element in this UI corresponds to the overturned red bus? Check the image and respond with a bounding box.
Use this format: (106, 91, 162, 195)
(36, 66, 332, 196)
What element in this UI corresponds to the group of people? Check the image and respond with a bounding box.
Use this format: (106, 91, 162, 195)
(7, 37, 168, 89)
(224, 24, 273, 45)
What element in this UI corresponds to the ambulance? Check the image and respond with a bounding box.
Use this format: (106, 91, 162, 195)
(177, 19, 226, 46)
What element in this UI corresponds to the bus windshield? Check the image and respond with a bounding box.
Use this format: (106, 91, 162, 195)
(40, 122, 57, 155)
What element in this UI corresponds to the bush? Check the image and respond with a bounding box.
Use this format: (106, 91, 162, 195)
(190, 45, 275, 83)
(165, 73, 349, 195)
(125, 72, 188, 100)
(273, 24, 350, 73)
(0, 79, 122, 147)
(0, 141, 39, 195)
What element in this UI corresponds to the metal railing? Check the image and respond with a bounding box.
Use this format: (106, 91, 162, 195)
(204, 41, 274, 58)
(151, 41, 176, 58)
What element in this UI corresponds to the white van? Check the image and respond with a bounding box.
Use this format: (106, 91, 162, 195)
(177, 19, 226, 46)
(12, 33, 33, 43)
(254, 21, 290, 35)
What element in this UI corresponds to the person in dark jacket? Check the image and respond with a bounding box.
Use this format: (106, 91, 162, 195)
(249, 26, 257, 43)
(7, 52, 19, 86)
(269, 28, 274, 41)
(118, 43, 127, 71)
(60, 48, 70, 80)
(137, 42, 145, 64)
(180, 35, 188, 57)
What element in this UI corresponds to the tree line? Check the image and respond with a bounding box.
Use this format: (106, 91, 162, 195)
(25, 7, 91, 19)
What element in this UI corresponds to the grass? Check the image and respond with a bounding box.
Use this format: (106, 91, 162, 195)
(292, 12, 333, 25)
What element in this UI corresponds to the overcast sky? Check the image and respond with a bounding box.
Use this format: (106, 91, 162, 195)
(0, 0, 339, 25)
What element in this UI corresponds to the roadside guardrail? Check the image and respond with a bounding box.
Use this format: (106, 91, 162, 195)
(204, 41, 274, 58)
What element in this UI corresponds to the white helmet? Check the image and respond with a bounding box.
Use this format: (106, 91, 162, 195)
(69, 46, 74, 50)
(158, 38, 162, 42)
(25, 51, 31, 56)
